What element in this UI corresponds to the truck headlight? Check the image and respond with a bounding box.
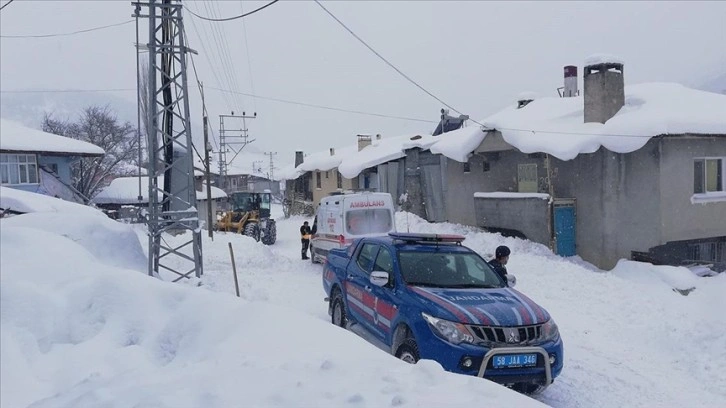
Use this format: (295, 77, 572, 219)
(541, 319, 560, 342)
(422, 312, 474, 345)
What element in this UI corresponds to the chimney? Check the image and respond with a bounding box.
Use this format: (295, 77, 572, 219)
(330, 147, 335, 156)
(376, 134, 381, 141)
(516, 92, 537, 109)
(294, 151, 304, 166)
(357, 134, 372, 151)
(584, 56, 624, 123)
(563, 65, 578, 97)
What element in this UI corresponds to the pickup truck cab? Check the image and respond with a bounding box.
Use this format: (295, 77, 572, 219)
(322, 232, 563, 393)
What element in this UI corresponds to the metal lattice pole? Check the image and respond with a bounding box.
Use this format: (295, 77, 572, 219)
(218, 112, 256, 194)
(134, 0, 202, 281)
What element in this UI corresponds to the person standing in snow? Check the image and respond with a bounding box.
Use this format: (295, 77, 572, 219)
(300, 221, 312, 260)
(489, 245, 510, 285)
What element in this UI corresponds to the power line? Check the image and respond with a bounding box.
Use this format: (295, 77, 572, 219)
(206, 86, 437, 123)
(184, 0, 280, 22)
(0, 86, 674, 138)
(0, 19, 133, 38)
(1, 88, 134, 93)
(0, 0, 15, 12)
(313, 0, 478, 126)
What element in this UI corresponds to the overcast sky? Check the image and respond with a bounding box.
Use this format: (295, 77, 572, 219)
(1, 1, 725, 168)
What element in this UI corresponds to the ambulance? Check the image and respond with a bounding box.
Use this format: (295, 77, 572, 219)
(310, 192, 396, 264)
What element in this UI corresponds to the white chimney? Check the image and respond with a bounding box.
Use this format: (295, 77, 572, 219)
(330, 148, 335, 156)
(563, 65, 578, 97)
(376, 134, 381, 140)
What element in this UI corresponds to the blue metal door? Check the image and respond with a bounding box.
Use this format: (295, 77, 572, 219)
(554, 205, 576, 256)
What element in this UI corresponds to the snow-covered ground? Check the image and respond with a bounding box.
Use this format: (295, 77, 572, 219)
(2, 200, 725, 407)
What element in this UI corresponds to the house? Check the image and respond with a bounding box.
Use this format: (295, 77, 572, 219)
(92, 176, 227, 227)
(201, 153, 282, 198)
(279, 133, 438, 209)
(278, 57, 725, 270)
(421, 57, 726, 270)
(0, 119, 105, 203)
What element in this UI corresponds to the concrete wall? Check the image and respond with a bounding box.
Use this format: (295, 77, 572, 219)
(658, 136, 726, 242)
(474, 196, 552, 245)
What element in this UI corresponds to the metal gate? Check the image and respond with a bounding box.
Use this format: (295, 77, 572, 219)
(553, 199, 576, 257)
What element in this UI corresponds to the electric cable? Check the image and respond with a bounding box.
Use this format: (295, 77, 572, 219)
(184, 0, 280, 22)
(313, 0, 483, 127)
(0, 20, 132, 38)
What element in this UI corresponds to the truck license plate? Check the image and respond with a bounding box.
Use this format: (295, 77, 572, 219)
(492, 354, 538, 368)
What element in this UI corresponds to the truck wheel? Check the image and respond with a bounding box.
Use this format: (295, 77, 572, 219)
(310, 246, 318, 264)
(261, 221, 276, 245)
(244, 223, 260, 242)
(395, 337, 420, 364)
(331, 290, 347, 328)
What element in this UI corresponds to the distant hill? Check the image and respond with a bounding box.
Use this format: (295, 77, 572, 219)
(699, 72, 726, 95)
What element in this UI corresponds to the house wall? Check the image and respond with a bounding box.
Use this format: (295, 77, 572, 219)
(551, 144, 662, 269)
(311, 169, 355, 206)
(444, 150, 546, 226)
(38, 155, 75, 185)
(658, 136, 726, 242)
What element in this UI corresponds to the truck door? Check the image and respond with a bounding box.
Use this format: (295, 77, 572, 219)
(344, 242, 384, 337)
(369, 246, 398, 344)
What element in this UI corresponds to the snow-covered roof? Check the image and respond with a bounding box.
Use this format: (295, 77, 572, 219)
(278, 134, 439, 180)
(479, 82, 726, 161)
(92, 176, 227, 205)
(0, 186, 103, 216)
(0, 118, 105, 156)
(281, 82, 726, 178)
(584, 53, 625, 66)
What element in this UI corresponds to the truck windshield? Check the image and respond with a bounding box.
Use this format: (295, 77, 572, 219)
(398, 251, 505, 288)
(345, 209, 392, 235)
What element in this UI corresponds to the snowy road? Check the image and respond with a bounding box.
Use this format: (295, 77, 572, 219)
(156, 206, 725, 408)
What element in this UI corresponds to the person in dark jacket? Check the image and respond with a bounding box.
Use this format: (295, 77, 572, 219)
(300, 221, 312, 260)
(489, 245, 510, 285)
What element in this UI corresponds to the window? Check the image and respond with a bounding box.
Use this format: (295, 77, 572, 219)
(0, 154, 39, 185)
(517, 163, 538, 192)
(483, 162, 490, 172)
(356, 243, 379, 272)
(689, 241, 725, 263)
(463, 162, 471, 173)
(336, 171, 343, 189)
(373, 248, 394, 274)
(346, 209, 393, 235)
(694, 158, 723, 194)
(325, 171, 329, 179)
(316, 171, 321, 189)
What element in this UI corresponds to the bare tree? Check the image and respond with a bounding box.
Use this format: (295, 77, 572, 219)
(43, 106, 138, 201)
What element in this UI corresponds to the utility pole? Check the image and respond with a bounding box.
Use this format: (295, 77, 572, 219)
(218, 112, 256, 192)
(264, 151, 277, 193)
(133, 0, 203, 281)
(201, 83, 213, 239)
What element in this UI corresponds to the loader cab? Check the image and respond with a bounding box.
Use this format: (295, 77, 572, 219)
(229, 192, 271, 219)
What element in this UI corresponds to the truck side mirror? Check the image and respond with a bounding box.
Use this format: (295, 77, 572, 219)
(370, 271, 389, 287)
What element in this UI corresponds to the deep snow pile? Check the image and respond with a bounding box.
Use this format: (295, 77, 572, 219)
(0, 211, 542, 408)
(2, 197, 725, 408)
